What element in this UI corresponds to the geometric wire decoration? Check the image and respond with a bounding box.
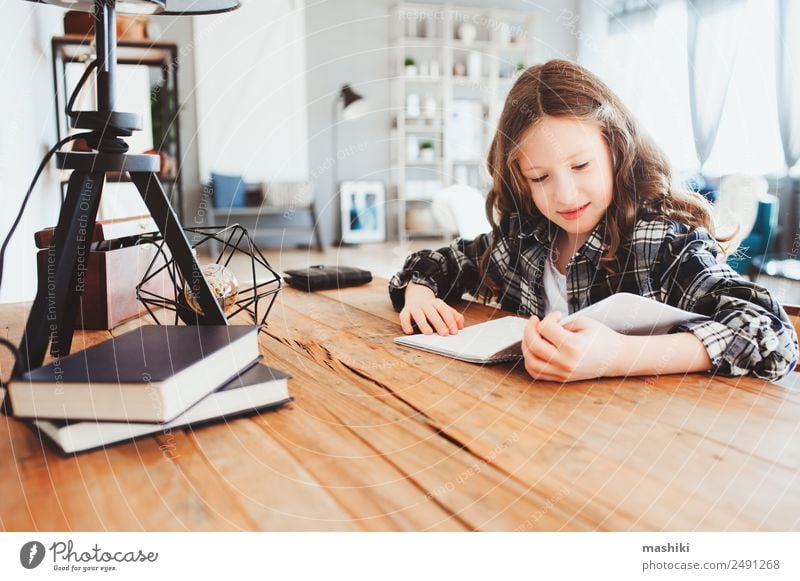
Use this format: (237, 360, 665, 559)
(136, 225, 281, 327)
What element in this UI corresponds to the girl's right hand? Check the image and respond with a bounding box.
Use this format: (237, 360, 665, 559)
(399, 282, 465, 336)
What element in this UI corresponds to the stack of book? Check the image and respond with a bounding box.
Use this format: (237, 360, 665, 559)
(6, 325, 291, 454)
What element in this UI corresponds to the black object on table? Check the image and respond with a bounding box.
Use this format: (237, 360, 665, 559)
(283, 265, 373, 292)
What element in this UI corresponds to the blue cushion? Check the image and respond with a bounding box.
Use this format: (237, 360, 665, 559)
(211, 173, 246, 208)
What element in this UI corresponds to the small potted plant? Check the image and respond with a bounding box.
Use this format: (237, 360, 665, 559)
(405, 56, 417, 77)
(419, 140, 435, 162)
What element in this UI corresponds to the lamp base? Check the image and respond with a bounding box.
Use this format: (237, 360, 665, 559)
(14, 165, 228, 377)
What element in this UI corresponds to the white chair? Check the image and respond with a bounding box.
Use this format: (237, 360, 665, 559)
(431, 184, 491, 239)
(711, 174, 768, 257)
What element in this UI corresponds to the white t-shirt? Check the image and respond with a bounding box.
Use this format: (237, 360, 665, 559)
(543, 248, 568, 316)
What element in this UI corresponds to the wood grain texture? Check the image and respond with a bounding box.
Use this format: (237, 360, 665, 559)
(1, 281, 799, 531)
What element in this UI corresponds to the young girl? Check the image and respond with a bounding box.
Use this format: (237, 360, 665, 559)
(389, 59, 798, 383)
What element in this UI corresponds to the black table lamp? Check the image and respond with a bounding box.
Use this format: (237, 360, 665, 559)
(337, 84, 367, 121)
(14, 0, 241, 376)
(332, 84, 368, 242)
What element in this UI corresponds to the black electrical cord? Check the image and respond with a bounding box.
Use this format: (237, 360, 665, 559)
(66, 59, 97, 119)
(0, 58, 101, 385)
(66, 59, 129, 154)
(0, 338, 20, 389)
(0, 131, 94, 292)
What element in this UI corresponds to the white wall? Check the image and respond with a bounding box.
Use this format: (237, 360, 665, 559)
(193, 0, 308, 182)
(0, 1, 63, 303)
(576, 0, 612, 70)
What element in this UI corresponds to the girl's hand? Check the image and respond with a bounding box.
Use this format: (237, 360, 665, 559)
(400, 282, 465, 336)
(521, 311, 626, 382)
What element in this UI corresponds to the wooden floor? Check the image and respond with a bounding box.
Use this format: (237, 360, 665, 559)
(2, 282, 800, 531)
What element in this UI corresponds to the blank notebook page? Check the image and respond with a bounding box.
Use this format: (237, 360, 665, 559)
(561, 293, 705, 335)
(394, 316, 529, 362)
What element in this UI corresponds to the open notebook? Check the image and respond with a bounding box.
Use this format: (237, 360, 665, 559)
(394, 293, 708, 364)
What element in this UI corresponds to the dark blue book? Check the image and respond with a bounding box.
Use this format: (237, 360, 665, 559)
(31, 360, 291, 455)
(10, 325, 260, 423)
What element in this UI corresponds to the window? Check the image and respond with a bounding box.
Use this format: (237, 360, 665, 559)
(601, 2, 696, 172)
(703, 0, 785, 177)
(596, 0, 786, 177)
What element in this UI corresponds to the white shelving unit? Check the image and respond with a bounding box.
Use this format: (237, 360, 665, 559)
(390, 2, 539, 240)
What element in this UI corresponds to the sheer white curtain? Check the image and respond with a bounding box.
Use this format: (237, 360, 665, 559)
(777, 0, 800, 175)
(776, 0, 800, 249)
(603, 4, 658, 114)
(703, 0, 784, 176)
(686, 0, 746, 172)
(600, 1, 697, 171)
(596, 0, 787, 177)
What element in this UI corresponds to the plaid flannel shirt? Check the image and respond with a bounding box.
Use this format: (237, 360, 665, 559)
(389, 214, 799, 381)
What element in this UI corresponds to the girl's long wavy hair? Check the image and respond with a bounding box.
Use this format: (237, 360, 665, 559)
(483, 59, 727, 290)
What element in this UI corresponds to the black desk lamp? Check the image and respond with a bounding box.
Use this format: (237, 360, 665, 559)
(332, 84, 367, 242)
(14, 0, 241, 376)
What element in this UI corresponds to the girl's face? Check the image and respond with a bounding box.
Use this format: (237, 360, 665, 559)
(516, 115, 614, 241)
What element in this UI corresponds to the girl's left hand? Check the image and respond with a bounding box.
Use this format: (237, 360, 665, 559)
(521, 311, 627, 382)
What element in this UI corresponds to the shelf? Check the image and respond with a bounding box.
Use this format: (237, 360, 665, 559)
(449, 76, 520, 87)
(404, 124, 443, 132)
(54, 35, 177, 66)
(405, 160, 441, 167)
(496, 42, 530, 52)
(400, 37, 442, 47)
(404, 115, 443, 123)
(392, 2, 538, 241)
(449, 39, 493, 50)
(451, 77, 488, 86)
(402, 75, 442, 83)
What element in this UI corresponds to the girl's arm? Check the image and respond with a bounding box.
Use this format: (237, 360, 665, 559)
(656, 226, 798, 381)
(522, 313, 712, 382)
(523, 225, 797, 383)
(614, 332, 712, 376)
(388, 232, 495, 311)
(398, 283, 465, 336)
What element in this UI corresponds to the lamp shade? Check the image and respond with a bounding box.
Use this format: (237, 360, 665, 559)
(153, 0, 242, 15)
(339, 84, 368, 122)
(23, 0, 240, 16)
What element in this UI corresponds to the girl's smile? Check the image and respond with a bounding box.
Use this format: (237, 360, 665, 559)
(557, 202, 591, 220)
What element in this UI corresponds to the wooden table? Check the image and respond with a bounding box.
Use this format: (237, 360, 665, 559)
(2, 281, 800, 531)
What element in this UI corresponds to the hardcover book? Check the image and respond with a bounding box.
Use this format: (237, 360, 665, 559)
(9, 325, 261, 422)
(32, 361, 291, 455)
